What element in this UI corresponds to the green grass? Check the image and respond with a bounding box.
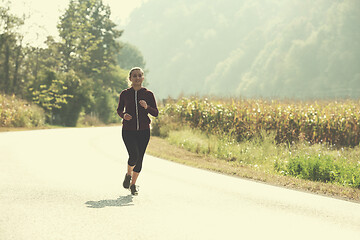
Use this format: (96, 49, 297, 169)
(147, 132, 360, 202)
(166, 128, 286, 173)
(161, 127, 360, 190)
(276, 154, 360, 188)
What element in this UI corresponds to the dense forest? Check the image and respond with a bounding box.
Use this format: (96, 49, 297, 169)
(0, 0, 145, 126)
(123, 0, 360, 99)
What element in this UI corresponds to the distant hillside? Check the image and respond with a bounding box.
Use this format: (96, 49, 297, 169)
(122, 0, 360, 99)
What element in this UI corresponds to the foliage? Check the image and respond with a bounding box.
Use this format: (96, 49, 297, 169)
(155, 97, 360, 188)
(0, 94, 45, 127)
(28, 70, 73, 121)
(57, 0, 122, 75)
(157, 122, 360, 189)
(0, 2, 26, 95)
(158, 97, 360, 147)
(159, 123, 360, 189)
(55, 0, 125, 126)
(115, 41, 149, 86)
(1, 0, 141, 127)
(77, 112, 104, 127)
(116, 41, 146, 70)
(275, 154, 360, 188)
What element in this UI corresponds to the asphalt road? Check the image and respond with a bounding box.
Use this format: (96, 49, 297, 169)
(1, 126, 360, 240)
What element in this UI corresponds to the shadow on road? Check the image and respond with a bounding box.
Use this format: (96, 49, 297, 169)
(85, 195, 134, 208)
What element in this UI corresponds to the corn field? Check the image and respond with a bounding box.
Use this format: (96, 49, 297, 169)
(157, 97, 360, 147)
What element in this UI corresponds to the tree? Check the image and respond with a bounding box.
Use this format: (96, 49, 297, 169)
(116, 41, 148, 86)
(0, 0, 132, 126)
(58, 0, 122, 77)
(25, 37, 73, 123)
(116, 41, 146, 70)
(0, 2, 25, 94)
(56, 0, 125, 125)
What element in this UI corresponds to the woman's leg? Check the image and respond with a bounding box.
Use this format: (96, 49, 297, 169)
(122, 130, 139, 189)
(123, 129, 150, 193)
(122, 130, 139, 172)
(131, 129, 150, 185)
(131, 172, 139, 186)
(127, 164, 134, 176)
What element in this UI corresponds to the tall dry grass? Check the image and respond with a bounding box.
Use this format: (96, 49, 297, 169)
(0, 94, 45, 128)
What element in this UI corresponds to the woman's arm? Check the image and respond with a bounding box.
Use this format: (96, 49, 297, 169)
(117, 92, 125, 118)
(146, 92, 159, 117)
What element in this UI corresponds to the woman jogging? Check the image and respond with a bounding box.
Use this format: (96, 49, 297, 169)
(117, 67, 158, 195)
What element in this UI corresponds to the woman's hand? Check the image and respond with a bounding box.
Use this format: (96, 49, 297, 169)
(124, 113, 132, 121)
(139, 100, 148, 109)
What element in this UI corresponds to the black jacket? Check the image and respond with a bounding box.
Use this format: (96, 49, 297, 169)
(117, 87, 158, 130)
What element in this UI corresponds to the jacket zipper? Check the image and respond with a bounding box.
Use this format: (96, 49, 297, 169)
(135, 90, 139, 130)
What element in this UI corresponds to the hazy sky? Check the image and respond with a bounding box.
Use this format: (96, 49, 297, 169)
(8, 0, 148, 46)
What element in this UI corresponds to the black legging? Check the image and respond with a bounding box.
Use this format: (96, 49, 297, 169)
(122, 129, 150, 173)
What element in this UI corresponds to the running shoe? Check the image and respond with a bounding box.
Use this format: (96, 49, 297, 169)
(130, 184, 138, 195)
(123, 174, 131, 189)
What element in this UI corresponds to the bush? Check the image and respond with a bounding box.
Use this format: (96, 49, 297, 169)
(151, 107, 182, 138)
(0, 94, 45, 127)
(77, 112, 104, 127)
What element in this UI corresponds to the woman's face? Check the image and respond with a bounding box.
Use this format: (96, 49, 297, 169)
(130, 69, 144, 87)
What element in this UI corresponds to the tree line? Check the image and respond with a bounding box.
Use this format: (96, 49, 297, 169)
(0, 0, 145, 126)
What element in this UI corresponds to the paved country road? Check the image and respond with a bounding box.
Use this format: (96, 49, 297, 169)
(1, 127, 360, 240)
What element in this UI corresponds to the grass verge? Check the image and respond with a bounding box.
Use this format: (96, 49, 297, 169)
(147, 129, 360, 203)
